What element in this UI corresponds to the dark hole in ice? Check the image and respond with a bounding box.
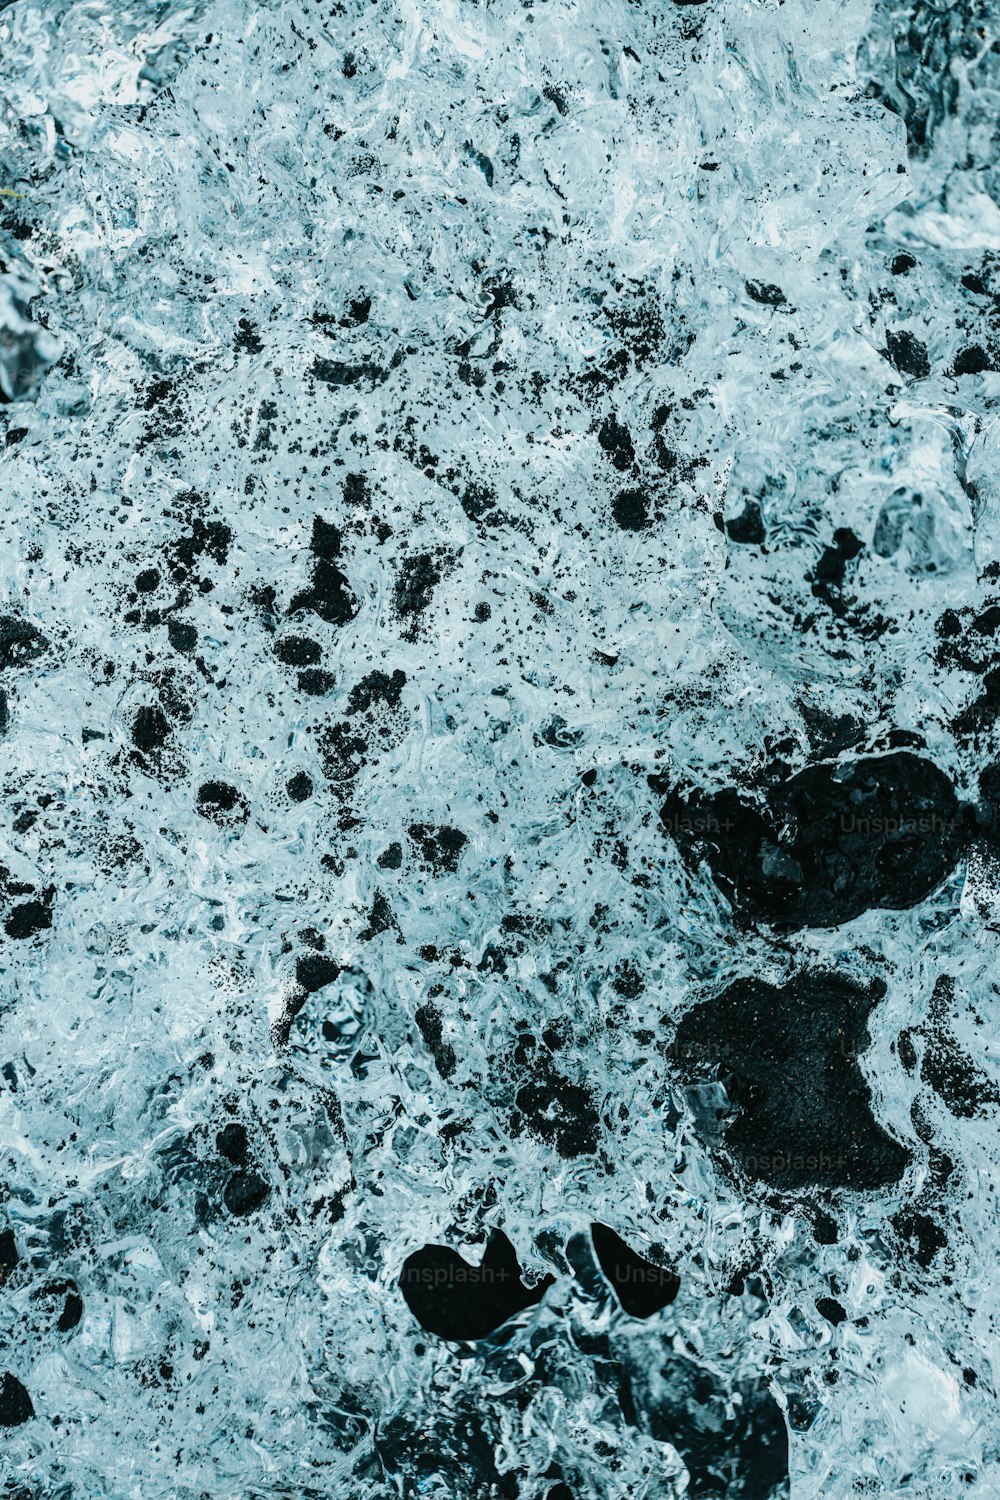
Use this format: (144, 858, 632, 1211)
(36, 1278, 83, 1332)
(347, 668, 406, 714)
(659, 751, 963, 928)
(671, 971, 910, 1190)
(590, 1223, 680, 1317)
(0, 1227, 18, 1280)
(725, 499, 765, 545)
(815, 1296, 847, 1326)
(637, 1355, 789, 1498)
(513, 1071, 600, 1158)
(196, 780, 248, 825)
(132, 704, 170, 751)
(398, 1229, 554, 1341)
(0, 1372, 33, 1427)
(216, 1122, 248, 1165)
(223, 1170, 270, 1216)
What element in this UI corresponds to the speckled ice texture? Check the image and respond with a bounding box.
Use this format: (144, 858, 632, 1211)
(2, 0, 1000, 1495)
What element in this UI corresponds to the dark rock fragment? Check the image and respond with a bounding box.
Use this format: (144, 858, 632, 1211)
(659, 751, 963, 928)
(0, 1372, 32, 1426)
(223, 1170, 270, 1216)
(670, 970, 910, 1190)
(590, 1223, 680, 1317)
(399, 1229, 553, 1341)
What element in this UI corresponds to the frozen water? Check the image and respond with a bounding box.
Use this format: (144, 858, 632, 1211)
(0, 0, 999, 1495)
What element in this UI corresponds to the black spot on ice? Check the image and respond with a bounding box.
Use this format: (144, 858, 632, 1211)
(885, 329, 930, 379)
(196, 781, 249, 826)
(611, 487, 650, 531)
(590, 1223, 680, 1317)
(286, 771, 313, 802)
(406, 823, 468, 874)
(289, 516, 357, 625)
(0, 615, 47, 670)
(223, 1170, 270, 1216)
(5, 895, 53, 941)
(399, 1229, 554, 1341)
(745, 280, 787, 306)
(0, 1372, 33, 1427)
(671, 970, 910, 1190)
(132, 705, 170, 751)
(216, 1122, 248, 1165)
(659, 751, 963, 928)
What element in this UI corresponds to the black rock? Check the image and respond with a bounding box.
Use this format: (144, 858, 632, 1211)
(274, 634, 321, 666)
(0, 1372, 33, 1426)
(746, 280, 787, 306)
(670, 971, 910, 1191)
(885, 329, 930, 378)
(406, 823, 467, 874)
(4, 894, 52, 940)
(132, 704, 170, 751)
(223, 1170, 270, 1216)
(952, 344, 992, 376)
(196, 780, 249, 826)
(216, 1122, 248, 1165)
(393, 552, 441, 623)
(597, 413, 635, 471)
(297, 667, 336, 696)
(612, 487, 650, 531)
(0, 616, 47, 670)
(399, 1229, 554, 1341)
(295, 952, 340, 995)
(590, 1223, 680, 1317)
(660, 751, 963, 928)
(167, 619, 198, 653)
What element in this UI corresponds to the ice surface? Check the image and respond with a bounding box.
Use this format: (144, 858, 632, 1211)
(0, 0, 999, 1494)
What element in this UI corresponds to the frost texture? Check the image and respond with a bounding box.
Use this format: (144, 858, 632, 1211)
(0, 0, 999, 1495)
